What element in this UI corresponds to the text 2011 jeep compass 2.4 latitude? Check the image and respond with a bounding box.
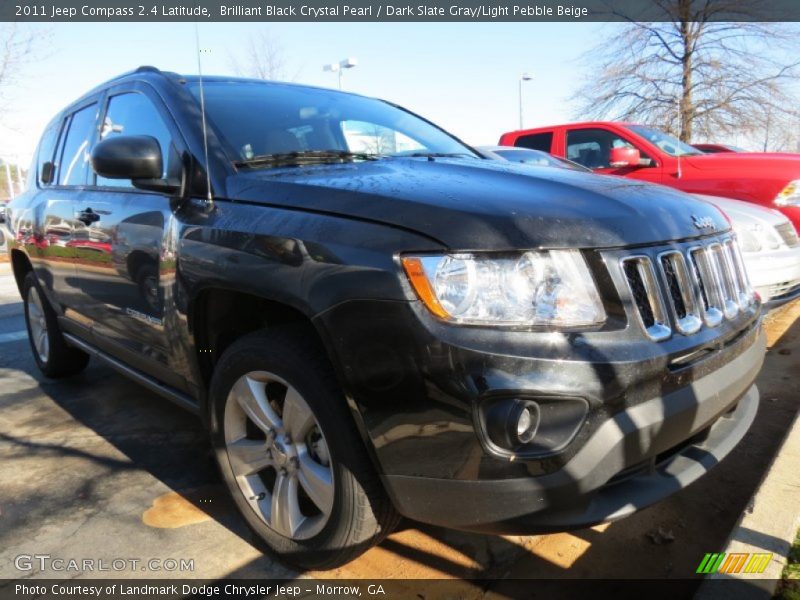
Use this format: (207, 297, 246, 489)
(4, 68, 765, 569)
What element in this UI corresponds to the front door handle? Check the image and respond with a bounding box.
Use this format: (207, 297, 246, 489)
(76, 208, 101, 225)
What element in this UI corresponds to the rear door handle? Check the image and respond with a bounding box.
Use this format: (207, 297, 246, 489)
(76, 208, 101, 225)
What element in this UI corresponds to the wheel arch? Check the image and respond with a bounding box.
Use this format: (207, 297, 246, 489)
(10, 249, 33, 295)
(189, 285, 337, 393)
(187, 284, 385, 482)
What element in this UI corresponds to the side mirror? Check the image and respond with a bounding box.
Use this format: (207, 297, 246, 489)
(91, 135, 182, 195)
(609, 146, 641, 168)
(91, 135, 163, 180)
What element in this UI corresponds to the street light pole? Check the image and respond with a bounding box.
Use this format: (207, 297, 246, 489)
(519, 72, 533, 129)
(323, 57, 358, 90)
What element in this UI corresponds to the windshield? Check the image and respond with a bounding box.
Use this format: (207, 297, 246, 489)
(188, 81, 478, 165)
(626, 125, 703, 157)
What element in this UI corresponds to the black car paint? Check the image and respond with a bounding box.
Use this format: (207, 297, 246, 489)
(228, 158, 730, 250)
(4, 69, 762, 533)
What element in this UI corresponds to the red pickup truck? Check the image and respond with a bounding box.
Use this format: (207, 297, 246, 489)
(498, 122, 800, 230)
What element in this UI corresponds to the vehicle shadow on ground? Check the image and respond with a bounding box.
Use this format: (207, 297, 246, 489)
(0, 355, 252, 547)
(2, 302, 797, 585)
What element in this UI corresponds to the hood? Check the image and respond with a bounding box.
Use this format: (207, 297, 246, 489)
(226, 157, 729, 250)
(684, 152, 800, 173)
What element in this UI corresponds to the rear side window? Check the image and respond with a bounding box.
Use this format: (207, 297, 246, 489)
(97, 92, 177, 187)
(36, 122, 61, 186)
(58, 104, 98, 186)
(514, 132, 553, 152)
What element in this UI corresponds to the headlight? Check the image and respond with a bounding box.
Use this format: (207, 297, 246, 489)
(401, 250, 606, 326)
(774, 180, 800, 207)
(734, 222, 781, 253)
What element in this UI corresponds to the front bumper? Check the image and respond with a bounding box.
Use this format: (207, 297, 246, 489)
(383, 328, 764, 533)
(742, 246, 800, 308)
(315, 231, 765, 534)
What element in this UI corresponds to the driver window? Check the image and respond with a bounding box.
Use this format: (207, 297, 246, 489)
(96, 92, 179, 187)
(566, 128, 651, 168)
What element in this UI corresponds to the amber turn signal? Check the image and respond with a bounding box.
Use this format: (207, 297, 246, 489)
(401, 257, 450, 320)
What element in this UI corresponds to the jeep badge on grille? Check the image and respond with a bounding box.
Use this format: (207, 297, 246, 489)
(692, 215, 715, 230)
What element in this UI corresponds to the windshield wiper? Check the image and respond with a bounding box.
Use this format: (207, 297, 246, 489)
(235, 150, 383, 168)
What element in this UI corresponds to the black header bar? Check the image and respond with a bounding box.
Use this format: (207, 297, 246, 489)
(3, 0, 797, 22)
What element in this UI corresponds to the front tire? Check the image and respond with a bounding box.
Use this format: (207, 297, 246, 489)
(22, 272, 90, 378)
(209, 327, 399, 570)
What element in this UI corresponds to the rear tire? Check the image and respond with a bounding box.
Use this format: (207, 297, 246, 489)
(22, 272, 90, 378)
(209, 327, 399, 570)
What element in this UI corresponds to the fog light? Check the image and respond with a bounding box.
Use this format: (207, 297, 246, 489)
(484, 399, 540, 450)
(481, 396, 588, 457)
(516, 404, 538, 443)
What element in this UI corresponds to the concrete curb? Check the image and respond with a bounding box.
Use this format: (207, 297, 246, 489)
(695, 410, 800, 600)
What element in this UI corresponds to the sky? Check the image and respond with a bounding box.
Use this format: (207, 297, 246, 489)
(0, 21, 606, 164)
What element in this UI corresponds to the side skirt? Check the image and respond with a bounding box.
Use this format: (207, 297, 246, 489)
(63, 332, 201, 416)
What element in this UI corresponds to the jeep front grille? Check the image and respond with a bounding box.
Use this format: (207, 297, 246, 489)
(621, 236, 755, 341)
(775, 221, 800, 248)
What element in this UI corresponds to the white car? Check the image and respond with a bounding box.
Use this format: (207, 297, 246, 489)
(694, 195, 800, 308)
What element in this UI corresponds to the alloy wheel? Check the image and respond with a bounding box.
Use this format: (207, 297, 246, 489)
(223, 371, 334, 540)
(27, 286, 49, 363)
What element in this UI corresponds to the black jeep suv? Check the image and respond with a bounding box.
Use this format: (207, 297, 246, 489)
(4, 67, 764, 569)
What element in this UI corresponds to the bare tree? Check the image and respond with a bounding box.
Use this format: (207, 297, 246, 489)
(228, 30, 296, 81)
(357, 125, 396, 155)
(750, 105, 800, 152)
(573, 1, 800, 142)
(0, 24, 37, 112)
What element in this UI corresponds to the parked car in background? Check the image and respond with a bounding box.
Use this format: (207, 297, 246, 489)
(692, 143, 748, 154)
(485, 146, 800, 309)
(477, 145, 586, 170)
(498, 122, 800, 231)
(696, 196, 800, 307)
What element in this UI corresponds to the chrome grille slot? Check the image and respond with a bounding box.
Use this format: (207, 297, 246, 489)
(658, 251, 702, 335)
(708, 243, 739, 320)
(619, 236, 756, 341)
(723, 238, 751, 309)
(621, 256, 671, 341)
(688, 247, 724, 328)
